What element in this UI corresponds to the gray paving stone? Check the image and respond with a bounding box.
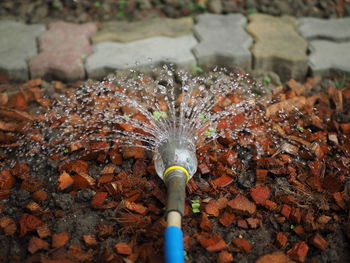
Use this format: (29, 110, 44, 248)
(192, 14, 252, 70)
(86, 35, 197, 79)
(298, 17, 350, 42)
(0, 21, 45, 81)
(91, 17, 193, 44)
(246, 14, 308, 81)
(309, 40, 350, 74)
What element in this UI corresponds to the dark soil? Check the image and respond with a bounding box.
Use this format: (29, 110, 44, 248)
(0, 0, 349, 24)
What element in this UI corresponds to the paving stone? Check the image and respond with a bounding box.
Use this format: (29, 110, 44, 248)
(0, 21, 45, 82)
(86, 35, 197, 79)
(193, 14, 252, 70)
(246, 14, 308, 81)
(309, 40, 350, 75)
(298, 17, 350, 42)
(91, 17, 193, 44)
(29, 21, 97, 82)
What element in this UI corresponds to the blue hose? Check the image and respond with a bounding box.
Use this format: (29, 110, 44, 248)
(164, 226, 184, 263)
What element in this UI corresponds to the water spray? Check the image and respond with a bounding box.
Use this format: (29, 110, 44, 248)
(154, 135, 197, 263)
(20, 67, 267, 263)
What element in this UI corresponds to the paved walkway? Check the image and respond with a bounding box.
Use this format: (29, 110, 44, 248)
(0, 15, 349, 82)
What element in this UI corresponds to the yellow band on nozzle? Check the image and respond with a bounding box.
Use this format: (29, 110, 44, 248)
(163, 166, 190, 182)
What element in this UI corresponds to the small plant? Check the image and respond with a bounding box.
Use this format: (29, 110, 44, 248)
(191, 62, 203, 75)
(116, 0, 127, 19)
(297, 125, 304, 132)
(198, 113, 210, 122)
(93, 1, 101, 8)
(203, 126, 216, 137)
(262, 75, 271, 85)
(184, 251, 189, 260)
(247, 8, 257, 15)
(123, 113, 131, 120)
(191, 200, 200, 213)
(52, 0, 62, 9)
(63, 148, 69, 154)
(335, 73, 349, 90)
(153, 111, 168, 121)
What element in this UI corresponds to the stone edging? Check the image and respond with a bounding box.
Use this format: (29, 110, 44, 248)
(0, 14, 349, 82)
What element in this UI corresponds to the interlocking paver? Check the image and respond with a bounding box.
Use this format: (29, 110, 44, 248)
(298, 17, 350, 42)
(309, 40, 350, 74)
(86, 35, 197, 79)
(0, 21, 45, 81)
(91, 17, 193, 44)
(29, 21, 97, 82)
(192, 14, 252, 70)
(246, 14, 308, 81)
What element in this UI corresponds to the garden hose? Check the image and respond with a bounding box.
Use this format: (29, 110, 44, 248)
(164, 166, 188, 263)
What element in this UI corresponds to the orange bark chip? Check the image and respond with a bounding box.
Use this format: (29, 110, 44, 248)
(73, 173, 95, 190)
(0, 216, 17, 236)
(250, 186, 271, 205)
(109, 149, 123, 165)
(311, 233, 328, 250)
(212, 175, 233, 188)
(91, 192, 108, 208)
(83, 234, 98, 247)
(52, 232, 70, 248)
(218, 251, 234, 263)
(205, 200, 219, 217)
(28, 236, 49, 254)
(36, 223, 51, 239)
(219, 211, 235, 227)
(57, 171, 74, 191)
(0, 169, 15, 190)
(115, 242, 132, 255)
(32, 189, 48, 202)
(196, 233, 227, 252)
(124, 200, 147, 214)
(232, 238, 252, 253)
(7, 91, 28, 110)
(288, 241, 309, 263)
(11, 162, 31, 180)
(19, 213, 43, 237)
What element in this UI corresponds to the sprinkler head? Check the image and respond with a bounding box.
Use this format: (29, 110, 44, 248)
(154, 136, 198, 182)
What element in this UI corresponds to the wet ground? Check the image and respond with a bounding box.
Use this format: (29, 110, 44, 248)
(0, 69, 349, 262)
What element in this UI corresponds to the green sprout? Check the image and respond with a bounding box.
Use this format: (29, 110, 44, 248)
(335, 73, 349, 90)
(184, 251, 189, 260)
(203, 126, 216, 137)
(63, 148, 69, 154)
(123, 113, 130, 120)
(247, 8, 257, 15)
(297, 125, 304, 132)
(93, 1, 101, 8)
(197, 1, 207, 9)
(262, 75, 271, 85)
(198, 113, 210, 122)
(191, 62, 203, 75)
(52, 0, 62, 9)
(153, 111, 168, 121)
(290, 224, 295, 230)
(116, 0, 127, 19)
(191, 200, 200, 213)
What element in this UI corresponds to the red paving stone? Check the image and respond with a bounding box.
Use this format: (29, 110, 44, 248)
(30, 21, 97, 82)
